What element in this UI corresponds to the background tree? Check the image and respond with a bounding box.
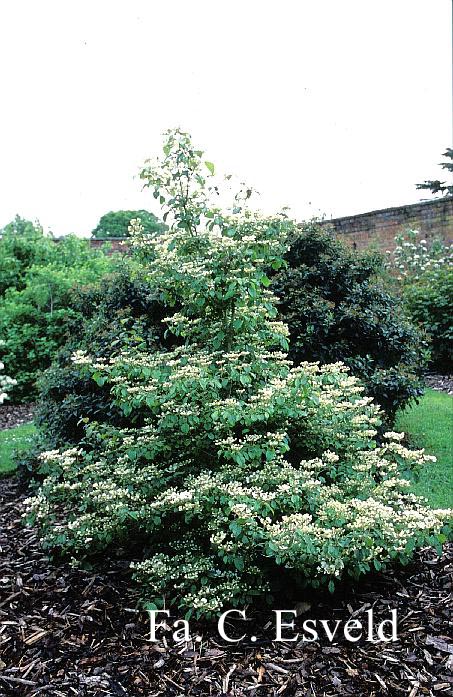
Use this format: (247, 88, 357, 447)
(91, 209, 164, 238)
(416, 148, 453, 197)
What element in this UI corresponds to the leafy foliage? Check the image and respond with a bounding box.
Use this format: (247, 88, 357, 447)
(91, 210, 165, 238)
(273, 224, 429, 423)
(403, 267, 453, 371)
(387, 230, 453, 371)
(0, 221, 118, 402)
(0, 216, 51, 296)
(29, 270, 171, 454)
(26, 131, 451, 617)
(416, 148, 453, 197)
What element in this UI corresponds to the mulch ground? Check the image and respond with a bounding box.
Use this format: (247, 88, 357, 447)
(425, 376, 453, 397)
(0, 477, 452, 697)
(0, 405, 35, 431)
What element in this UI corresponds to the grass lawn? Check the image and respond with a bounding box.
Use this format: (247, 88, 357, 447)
(395, 388, 453, 509)
(0, 422, 36, 475)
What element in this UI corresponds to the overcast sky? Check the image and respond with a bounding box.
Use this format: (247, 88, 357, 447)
(0, 0, 451, 236)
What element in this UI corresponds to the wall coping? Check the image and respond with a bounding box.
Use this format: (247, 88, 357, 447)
(321, 196, 453, 225)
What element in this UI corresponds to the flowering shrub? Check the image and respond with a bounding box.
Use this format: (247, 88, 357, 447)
(388, 228, 453, 282)
(25, 130, 452, 617)
(0, 340, 16, 404)
(387, 230, 453, 370)
(28, 227, 425, 463)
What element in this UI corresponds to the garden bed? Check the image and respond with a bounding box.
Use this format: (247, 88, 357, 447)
(0, 477, 452, 697)
(0, 404, 35, 431)
(425, 375, 453, 396)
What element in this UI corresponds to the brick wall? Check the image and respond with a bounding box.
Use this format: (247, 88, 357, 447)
(319, 197, 453, 252)
(86, 198, 453, 254)
(89, 238, 127, 253)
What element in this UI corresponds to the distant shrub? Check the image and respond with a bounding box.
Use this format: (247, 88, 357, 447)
(273, 223, 429, 423)
(387, 230, 453, 371)
(0, 216, 50, 296)
(0, 222, 118, 402)
(403, 266, 453, 371)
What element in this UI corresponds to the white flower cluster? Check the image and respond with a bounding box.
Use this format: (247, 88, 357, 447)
(387, 229, 453, 281)
(0, 341, 16, 404)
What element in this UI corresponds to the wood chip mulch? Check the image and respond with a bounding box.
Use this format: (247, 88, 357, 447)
(0, 476, 452, 697)
(0, 405, 35, 432)
(424, 376, 453, 397)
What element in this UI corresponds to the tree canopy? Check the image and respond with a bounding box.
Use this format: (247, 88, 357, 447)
(416, 148, 453, 197)
(91, 210, 164, 238)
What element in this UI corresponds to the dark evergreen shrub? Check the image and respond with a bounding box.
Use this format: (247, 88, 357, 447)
(273, 223, 429, 423)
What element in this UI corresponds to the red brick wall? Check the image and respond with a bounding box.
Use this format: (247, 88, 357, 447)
(89, 238, 127, 253)
(319, 197, 453, 252)
(86, 198, 453, 254)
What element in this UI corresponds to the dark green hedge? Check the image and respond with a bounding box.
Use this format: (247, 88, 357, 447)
(273, 223, 429, 422)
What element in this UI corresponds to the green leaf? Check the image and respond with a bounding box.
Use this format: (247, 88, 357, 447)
(204, 161, 215, 175)
(92, 372, 106, 386)
(229, 521, 242, 536)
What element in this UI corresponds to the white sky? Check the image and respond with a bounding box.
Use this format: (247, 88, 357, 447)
(0, 0, 451, 236)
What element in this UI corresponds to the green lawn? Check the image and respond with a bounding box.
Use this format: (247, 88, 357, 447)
(395, 388, 453, 509)
(0, 422, 36, 475)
